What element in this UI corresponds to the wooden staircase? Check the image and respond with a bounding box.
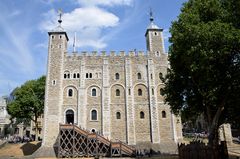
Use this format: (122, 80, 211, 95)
(58, 124, 135, 158)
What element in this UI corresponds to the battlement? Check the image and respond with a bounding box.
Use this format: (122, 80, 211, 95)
(66, 50, 146, 57)
(64, 50, 147, 58)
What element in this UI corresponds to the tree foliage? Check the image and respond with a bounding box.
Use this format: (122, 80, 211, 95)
(161, 0, 240, 145)
(7, 76, 45, 140)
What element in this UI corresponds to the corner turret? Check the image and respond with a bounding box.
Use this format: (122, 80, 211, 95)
(145, 9, 165, 56)
(43, 9, 68, 147)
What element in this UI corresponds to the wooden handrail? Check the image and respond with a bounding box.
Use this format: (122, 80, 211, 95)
(59, 124, 135, 156)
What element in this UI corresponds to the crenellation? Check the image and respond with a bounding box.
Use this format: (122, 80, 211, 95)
(129, 51, 135, 56)
(73, 52, 77, 57)
(138, 51, 145, 56)
(119, 51, 125, 56)
(63, 50, 152, 58)
(92, 51, 97, 56)
(101, 51, 107, 56)
(81, 51, 87, 56)
(110, 51, 116, 56)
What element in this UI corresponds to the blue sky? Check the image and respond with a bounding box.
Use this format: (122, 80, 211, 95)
(0, 0, 186, 96)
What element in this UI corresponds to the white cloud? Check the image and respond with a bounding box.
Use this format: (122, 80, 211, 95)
(63, 7, 119, 30)
(77, 0, 133, 7)
(40, 7, 119, 49)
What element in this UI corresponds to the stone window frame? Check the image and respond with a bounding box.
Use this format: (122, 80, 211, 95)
(137, 73, 142, 80)
(67, 88, 74, 97)
(140, 111, 145, 119)
(115, 73, 120, 80)
(91, 87, 97, 97)
(73, 70, 80, 79)
(91, 128, 96, 133)
(116, 112, 121, 119)
(138, 89, 142, 96)
(52, 80, 56, 86)
(162, 110, 166, 118)
(64, 70, 71, 79)
(73, 73, 76, 78)
(116, 89, 120, 96)
(90, 109, 98, 121)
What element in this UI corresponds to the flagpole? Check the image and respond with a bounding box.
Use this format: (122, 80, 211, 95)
(73, 32, 76, 52)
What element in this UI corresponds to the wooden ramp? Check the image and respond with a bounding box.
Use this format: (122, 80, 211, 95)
(58, 124, 135, 158)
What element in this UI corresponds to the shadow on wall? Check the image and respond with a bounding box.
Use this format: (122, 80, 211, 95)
(20, 142, 42, 156)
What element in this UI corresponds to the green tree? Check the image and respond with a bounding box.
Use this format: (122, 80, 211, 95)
(161, 0, 240, 146)
(7, 76, 45, 140)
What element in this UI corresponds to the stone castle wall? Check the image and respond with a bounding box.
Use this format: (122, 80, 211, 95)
(42, 19, 183, 153)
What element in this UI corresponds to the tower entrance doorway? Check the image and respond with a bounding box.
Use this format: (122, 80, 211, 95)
(66, 109, 74, 124)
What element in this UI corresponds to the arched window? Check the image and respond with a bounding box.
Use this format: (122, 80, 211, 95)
(115, 73, 120, 80)
(91, 110, 97, 120)
(86, 73, 88, 78)
(138, 89, 142, 96)
(162, 111, 166, 118)
(116, 89, 120, 96)
(151, 74, 153, 79)
(137, 73, 141, 79)
(77, 73, 80, 78)
(90, 73, 92, 78)
(73, 73, 76, 78)
(92, 88, 96, 96)
(64, 71, 70, 79)
(116, 112, 121, 119)
(66, 109, 74, 124)
(140, 111, 145, 119)
(68, 89, 73, 97)
(152, 88, 154, 95)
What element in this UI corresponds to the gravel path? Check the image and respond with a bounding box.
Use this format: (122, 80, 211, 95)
(0, 141, 41, 158)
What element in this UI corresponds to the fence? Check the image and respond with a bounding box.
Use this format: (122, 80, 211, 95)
(178, 141, 228, 159)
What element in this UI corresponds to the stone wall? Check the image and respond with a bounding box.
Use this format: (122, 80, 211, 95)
(43, 23, 183, 153)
